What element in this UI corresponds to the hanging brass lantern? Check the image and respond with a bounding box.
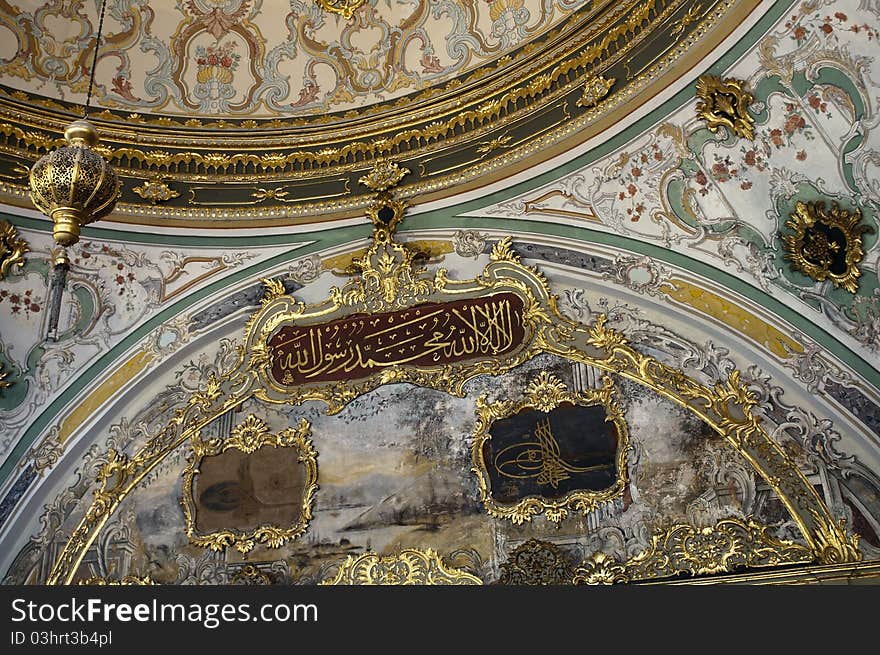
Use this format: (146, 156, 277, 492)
(28, 119, 119, 247)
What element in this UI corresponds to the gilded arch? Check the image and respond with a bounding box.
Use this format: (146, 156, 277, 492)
(46, 179, 861, 584)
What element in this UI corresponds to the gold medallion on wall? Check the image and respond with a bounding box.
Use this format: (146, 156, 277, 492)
(181, 414, 318, 555)
(781, 200, 873, 294)
(472, 372, 629, 525)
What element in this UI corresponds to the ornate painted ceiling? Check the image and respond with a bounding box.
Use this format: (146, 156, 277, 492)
(0, 0, 757, 222)
(0, 0, 879, 586)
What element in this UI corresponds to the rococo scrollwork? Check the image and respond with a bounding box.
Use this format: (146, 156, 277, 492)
(45, 164, 860, 584)
(496, 517, 817, 585)
(497, 539, 575, 585)
(321, 548, 482, 585)
(781, 200, 873, 294)
(180, 414, 318, 555)
(472, 372, 630, 525)
(695, 74, 755, 140)
(0, 219, 28, 280)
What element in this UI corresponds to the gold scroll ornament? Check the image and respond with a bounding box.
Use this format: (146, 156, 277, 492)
(781, 200, 873, 294)
(0, 220, 28, 280)
(321, 548, 482, 585)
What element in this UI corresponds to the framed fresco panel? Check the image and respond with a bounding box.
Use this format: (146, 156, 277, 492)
(181, 415, 318, 554)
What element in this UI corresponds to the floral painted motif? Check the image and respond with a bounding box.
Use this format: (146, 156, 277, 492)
(0, 288, 41, 318)
(193, 42, 241, 112)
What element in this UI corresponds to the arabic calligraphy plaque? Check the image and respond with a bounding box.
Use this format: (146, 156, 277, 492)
(268, 292, 526, 386)
(485, 403, 619, 503)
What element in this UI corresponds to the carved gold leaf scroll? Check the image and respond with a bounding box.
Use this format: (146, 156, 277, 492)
(132, 177, 179, 204)
(46, 183, 860, 583)
(180, 415, 318, 555)
(472, 372, 629, 525)
(315, 0, 367, 20)
(781, 200, 873, 294)
(321, 548, 482, 585)
(0, 220, 28, 279)
(577, 75, 615, 109)
(695, 74, 755, 140)
(572, 517, 816, 584)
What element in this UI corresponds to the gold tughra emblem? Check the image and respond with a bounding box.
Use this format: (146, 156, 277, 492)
(494, 417, 614, 489)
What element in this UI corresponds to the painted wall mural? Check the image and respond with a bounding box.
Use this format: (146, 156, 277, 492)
(0, 223, 298, 466)
(0, 0, 590, 117)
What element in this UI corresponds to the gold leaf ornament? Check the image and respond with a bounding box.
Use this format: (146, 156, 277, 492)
(695, 75, 755, 140)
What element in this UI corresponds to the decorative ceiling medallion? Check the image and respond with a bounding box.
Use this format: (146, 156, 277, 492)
(181, 414, 318, 555)
(0, 220, 28, 280)
(315, 0, 370, 20)
(497, 539, 575, 585)
(695, 74, 755, 140)
(321, 548, 482, 585)
(577, 75, 615, 109)
(132, 177, 180, 204)
(472, 372, 629, 525)
(781, 200, 873, 294)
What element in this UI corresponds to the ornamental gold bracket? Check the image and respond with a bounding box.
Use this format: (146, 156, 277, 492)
(472, 372, 630, 525)
(45, 181, 861, 582)
(781, 200, 873, 294)
(0, 220, 28, 280)
(180, 414, 318, 556)
(695, 74, 755, 140)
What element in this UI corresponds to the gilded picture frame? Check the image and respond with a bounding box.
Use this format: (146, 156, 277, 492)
(180, 415, 318, 555)
(472, 372, 630, 525)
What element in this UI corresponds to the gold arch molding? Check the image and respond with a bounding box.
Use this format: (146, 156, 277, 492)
(46, 188, 860, 583)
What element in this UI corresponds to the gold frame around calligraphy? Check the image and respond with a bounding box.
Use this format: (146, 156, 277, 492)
(472, 372, 629, 525)
(180, 415, 318, 555)
(45, 175, 860, 583)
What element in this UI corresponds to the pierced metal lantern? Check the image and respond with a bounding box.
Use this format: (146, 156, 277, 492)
(28, 120, 120, 247)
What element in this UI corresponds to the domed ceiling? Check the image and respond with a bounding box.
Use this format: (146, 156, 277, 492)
(0, 0, 756, 224)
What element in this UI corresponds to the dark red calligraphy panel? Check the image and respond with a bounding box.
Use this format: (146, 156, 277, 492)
(267, 292, 526, 386)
